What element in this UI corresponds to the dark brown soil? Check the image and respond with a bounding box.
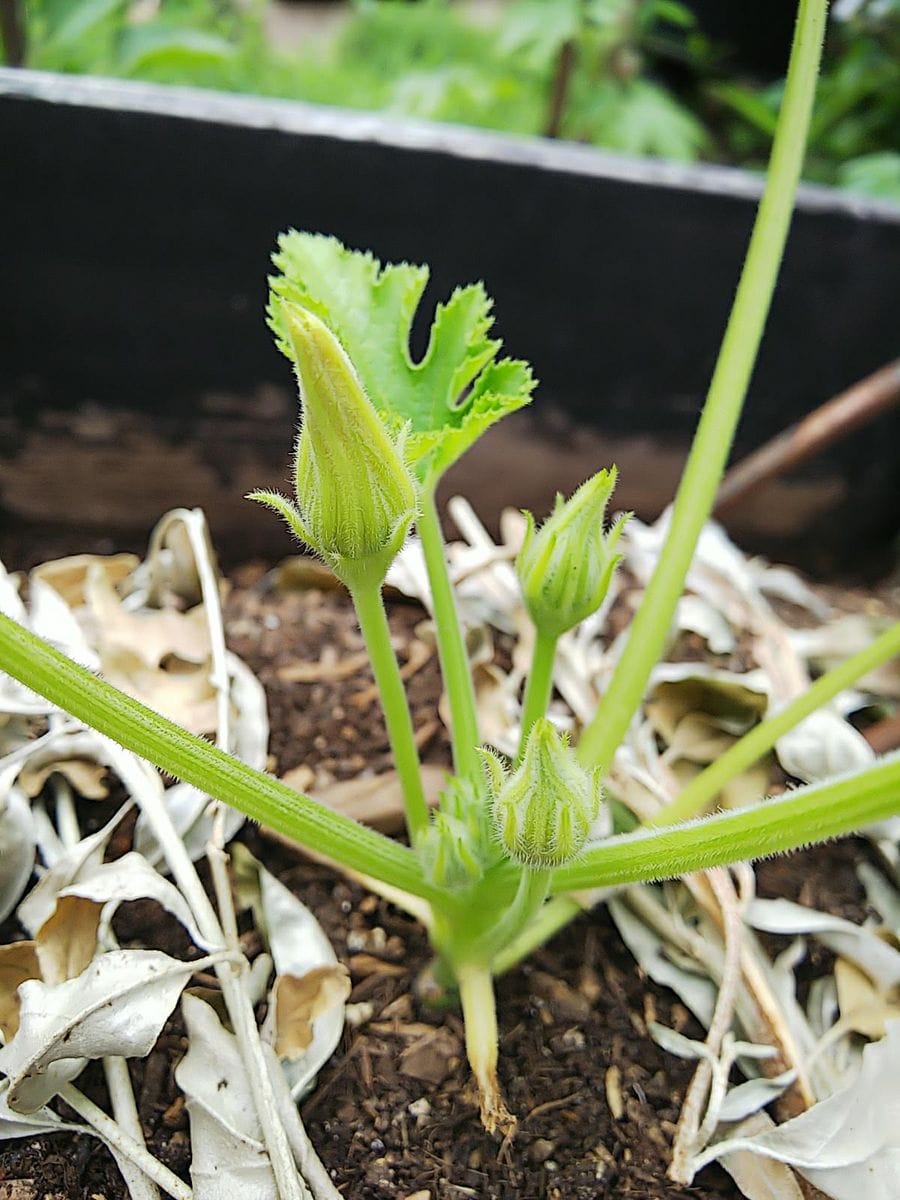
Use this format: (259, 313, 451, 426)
(0, 567, 879, 1200)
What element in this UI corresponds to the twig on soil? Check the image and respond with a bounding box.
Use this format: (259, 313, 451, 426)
(715, 358, 900, 515)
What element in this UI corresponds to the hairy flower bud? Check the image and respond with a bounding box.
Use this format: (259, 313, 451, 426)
(516, 467, 628, 638)
(485, 719, 602, 868)
(248, 302, 417, 588)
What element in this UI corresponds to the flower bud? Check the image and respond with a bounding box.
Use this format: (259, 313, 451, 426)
(420, 811, 485, 891)
(485, 719, 602, 868)
(516, 467, 628, 638)
(248, 302, 417, 589)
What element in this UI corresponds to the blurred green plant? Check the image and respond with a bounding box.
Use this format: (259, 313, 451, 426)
(12, 0, 899, 200)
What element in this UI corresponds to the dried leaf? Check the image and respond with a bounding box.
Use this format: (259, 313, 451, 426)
(271, 966, 351, 1061)
(0, 779, 36, 925)
(87, 567, 211, 669)
(305, 765, 447, 833)
(17, 758, 109, 801)
(834, 957, 900, 1040)
(16, 808, 127, 937)
(746, 899, 900, 990)
(29, 554, 139, 609)
(698, 1022, 900, 1198)
(55, 851, 213, 951)
(176, 993, 278, 1200)
(255, 863, 346, 1099)
(775, 710, 874, 784)
(716, 1113, 806, 1200)
(0, 949, 195, 1112)
(0, 943, 39, 1043)
(34, 896, 101, 988)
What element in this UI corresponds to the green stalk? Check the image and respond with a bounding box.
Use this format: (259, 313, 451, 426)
(651, 620, 900, 826)
(350, 582, 430, 843)
(456, 960, 514, 1134)
(417, 488, 482, 781)
(577, 0, 828, 774)
(492, 894, 583, 976)
(518, 629, 557, 759)
(0, 612, 448, 906)
(552, 751, 900, 892)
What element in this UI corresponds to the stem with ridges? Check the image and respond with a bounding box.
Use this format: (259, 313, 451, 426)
(552, 750, 900, 892)
(577, 0, 828, 774)
(0, 613, 443, 903)
(651, 620, 900, 827)
(350, 580, 429, 843)
(518, 629, 557, 759)
(417, 488, 482, 781)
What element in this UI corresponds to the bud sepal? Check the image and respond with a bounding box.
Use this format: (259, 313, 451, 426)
(248, 301, 418, 589)
(485, 719, 603, 868)
(516, 467, 628, 638)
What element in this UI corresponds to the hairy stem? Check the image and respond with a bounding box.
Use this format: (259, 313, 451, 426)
(350, 581, 429, 842)
(651, 620, 900, 826)
(0, 613, 441, 904)
(552, 751, 900, 892)
(518, 629, 557, 759)
(417, 489, 482, 781)
(577, 0, 828, 774)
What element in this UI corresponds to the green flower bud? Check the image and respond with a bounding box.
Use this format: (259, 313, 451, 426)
(420, 811, 485, 891)
(516, 467, 628, 638)
(248, 302, 417, 589)
(484, 719, 602, 868)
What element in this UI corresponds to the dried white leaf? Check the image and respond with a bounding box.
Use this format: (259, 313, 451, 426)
(718, 1071, 798, 1124)
(751, 564, 832, 620)
(648, 1021, 714, 1063)
(775, 710, 874, 784)
(0, 1079, 85, 1140)
(697, 1021, 900, 1198)
(857, 863, 900, 933)
(0, 949, 194, 1112)
(677, 595, 737, 654)
(0, 774, 36, 925)
(716, 1113, 806, 1200)
(17, 806, 129, 936)
(58, 851, 214, 951)
(609, 896, 717, 1027)
(258, 867, 345, 1100)
(176, 993, 278, 1200)
(746, 899, 900, 990)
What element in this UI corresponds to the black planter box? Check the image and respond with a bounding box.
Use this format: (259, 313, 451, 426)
(1, 70, 898, 577)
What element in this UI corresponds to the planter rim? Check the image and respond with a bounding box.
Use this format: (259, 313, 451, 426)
(4, 66, 900, 223)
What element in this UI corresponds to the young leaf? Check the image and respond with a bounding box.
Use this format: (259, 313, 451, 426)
(269, 232, 536, 486)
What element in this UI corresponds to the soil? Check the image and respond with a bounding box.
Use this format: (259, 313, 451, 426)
(0, 564, 884, 1200)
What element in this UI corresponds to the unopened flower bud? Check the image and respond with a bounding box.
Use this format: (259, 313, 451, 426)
(421, 811, 485, 890)
(249, 302, 417, 588)
(516, 467, 628, 638)
(484, 719, 602, 868)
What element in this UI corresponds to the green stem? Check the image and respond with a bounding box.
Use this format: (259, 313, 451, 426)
(552, 750, 900, 892)
(651, 620, 900, 826)
(0, 612, 447, 906)
(350, 582, 430, 843)
(518, 629, 558, 759)
(456, 960, 514, 1133)
(470, 868, 551, 962)
(492, 894, 583, 976)
(417, 489, 482, 781)
(576, 0, 828, 774)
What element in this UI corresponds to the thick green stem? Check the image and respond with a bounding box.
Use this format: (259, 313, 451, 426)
(456, 961, 514, 1133)
(469, 868, 551, 963)
(0, 612, 447, 906)
(417, 489, 482, 781)
(577, 0, 828, 774)
(552, 751, 900, 892)
(651, 620, 900, 826)
(350, 582, 430, 843)
(518, 629, 558, 759)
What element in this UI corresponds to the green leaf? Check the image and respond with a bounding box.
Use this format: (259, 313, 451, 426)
(269, 232, 536, 486)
